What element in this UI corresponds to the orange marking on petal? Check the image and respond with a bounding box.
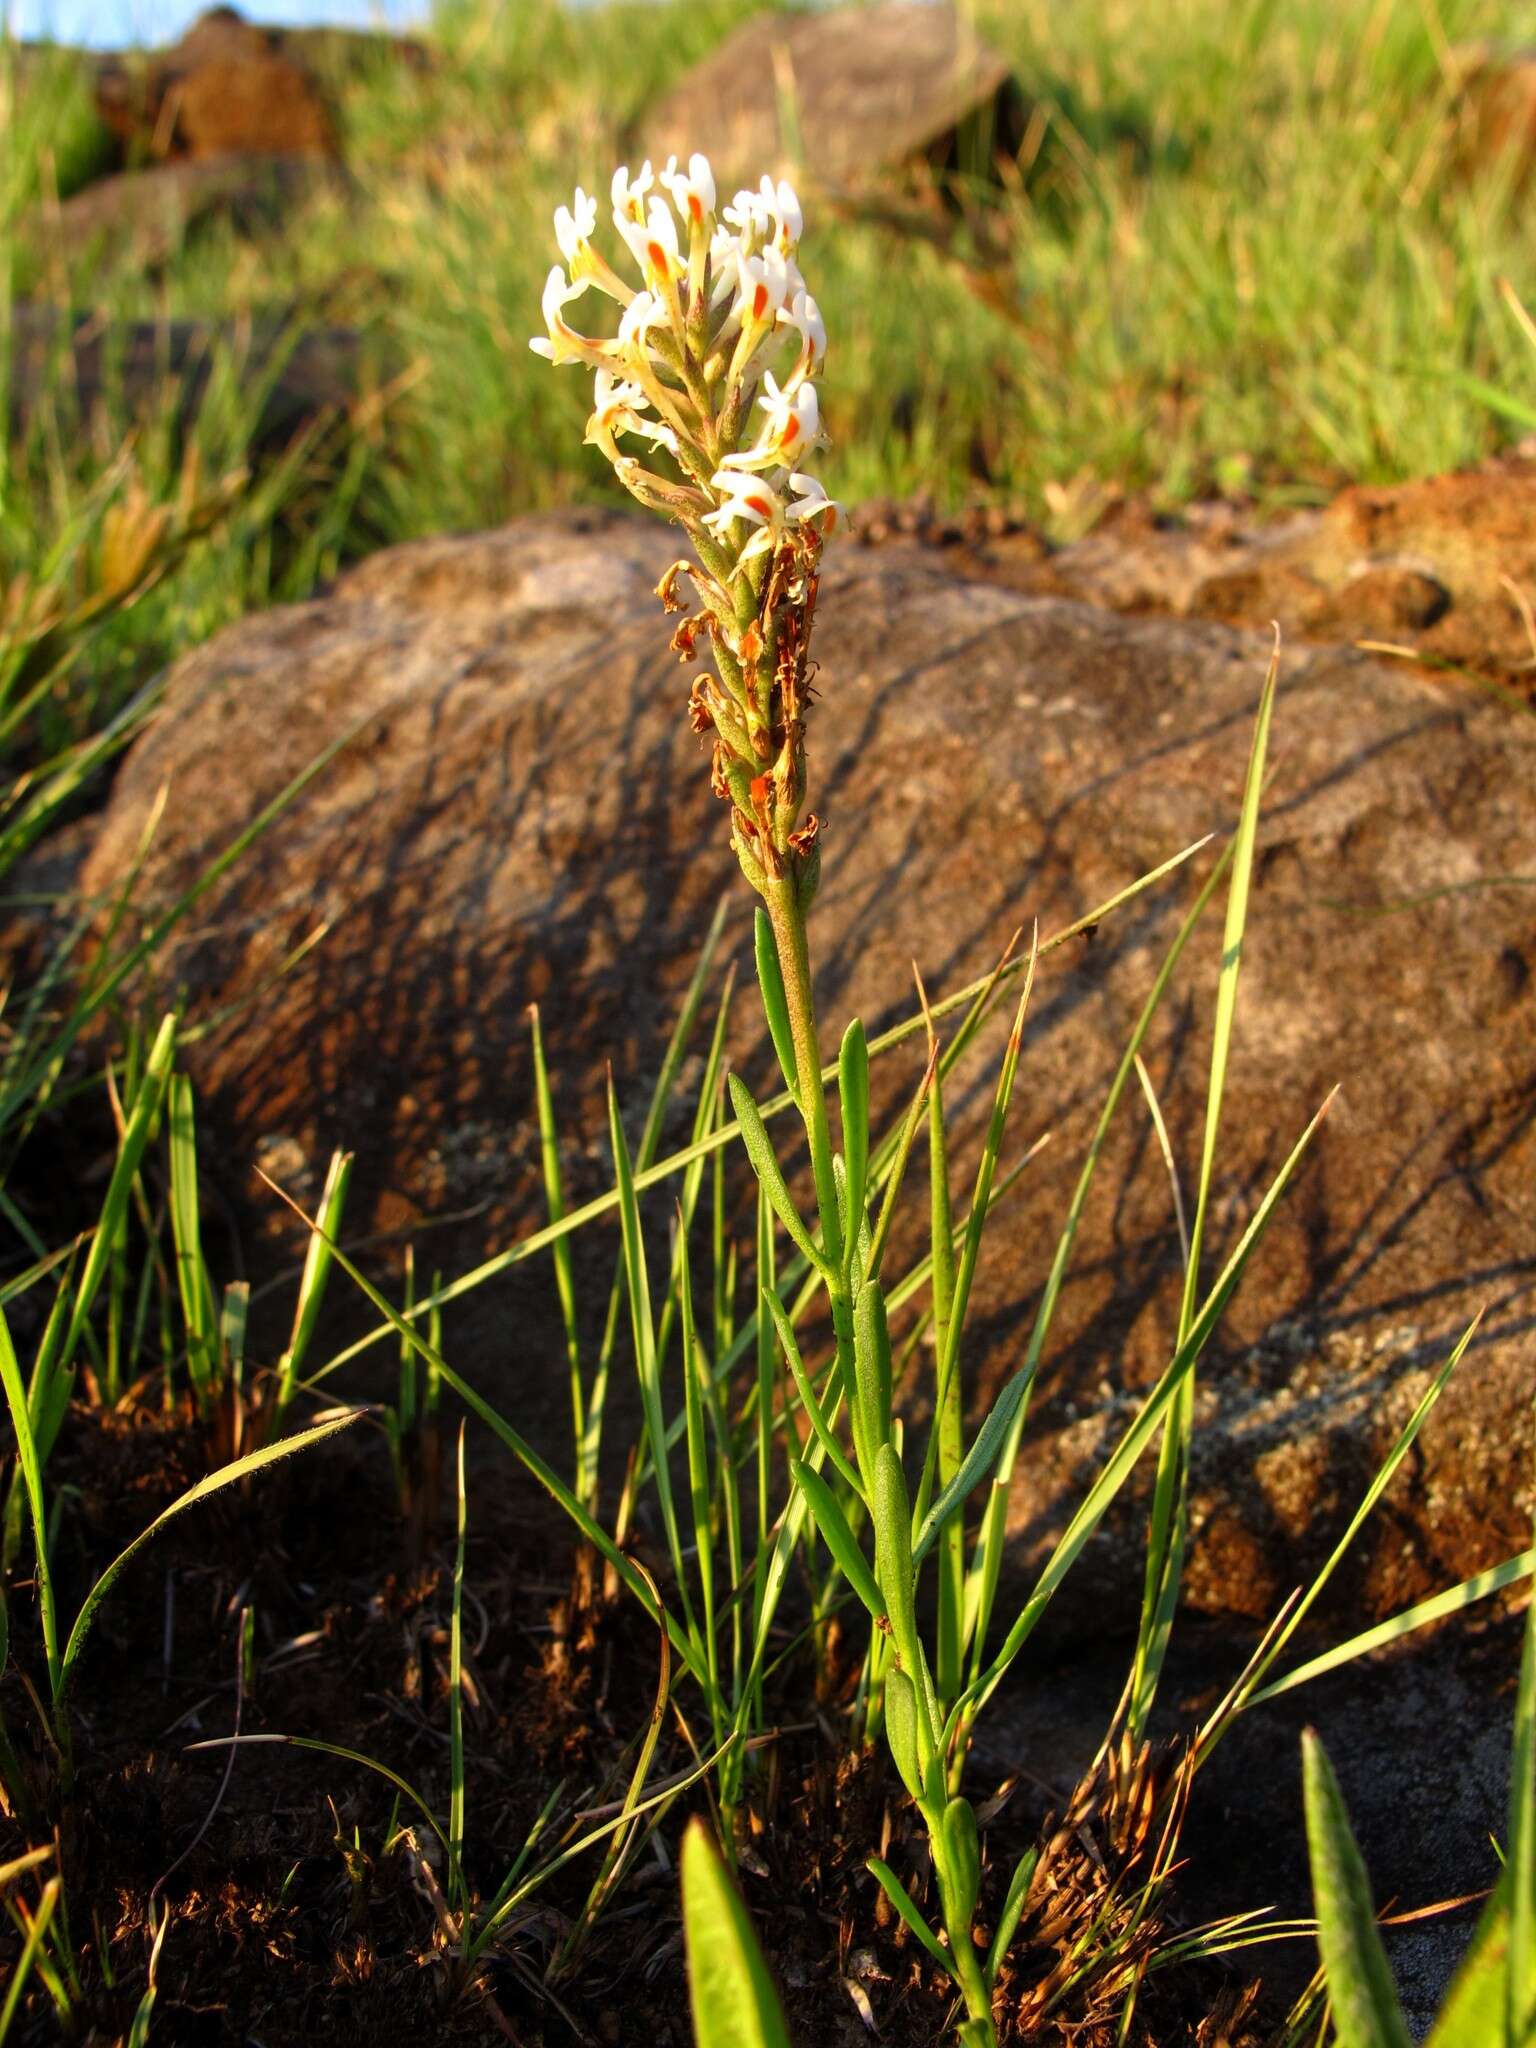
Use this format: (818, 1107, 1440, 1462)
(689, 195, 703, 222)
(746, 495, 774, 519)
(752, 284, 768, 321)
(781, 419, 799, 446)
(648, 241, 667, 272)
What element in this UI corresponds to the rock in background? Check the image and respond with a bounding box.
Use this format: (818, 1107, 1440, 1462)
(641, 3, 1024, 195)
(77, 500, 1536, 1641)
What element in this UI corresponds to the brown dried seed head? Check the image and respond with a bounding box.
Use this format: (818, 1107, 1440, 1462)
(655, 559, 693, 613)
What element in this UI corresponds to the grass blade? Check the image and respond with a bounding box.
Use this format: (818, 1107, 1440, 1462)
(60, 1409, 364, 1699)
(1302, 1730, 1412, 2048)
(681, 1818, 792, 2048)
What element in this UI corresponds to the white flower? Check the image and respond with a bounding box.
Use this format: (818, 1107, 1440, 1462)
(723, 184, 773, 244)
(617, 195, 688, 290)
(788, 472, 842, 534)
(760, 374, 820, 456)
(554, 186, 598, 265)
(611, 162, 654, 229)
(660, 152, 716, 227)
(730, 375, 821, 472)
(781, 288, 826, 368)
(727, 176, 802, 254)
(618, 290, 666, 350)
(591, 367, 648, 427)
(704, 468, 788, 566)
(588, 369, 679, 457)
(529, 264, 596, 365)
(769, 177, 802, 252)
(731, 245, 791, 332)
(704, 468, 784, 533)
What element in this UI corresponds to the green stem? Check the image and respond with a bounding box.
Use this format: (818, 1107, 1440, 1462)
(764, 876, 842, 1271)
(764, 870, 858, 1419)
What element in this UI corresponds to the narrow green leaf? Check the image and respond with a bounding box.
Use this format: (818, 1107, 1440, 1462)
(867, 1856, 950, 1971)
(1246, 1549, 1536, 1710)
(884, 1666, 925, 1801)
(60, 1410, 365, 1698)
(764, 1288, 862, 1499)
(1133, 648, 1278, 1736)
(852, 1276, 893, 1467)
(1426, 1882, 1510, 2048)
(961, 837, 1234, 1691)
(0, 1876, 59, 2038)
(789, 1455, 886, 1626)
(1301, 1731, 1412, 2048)
(190, 1731, 446, 1853)
(0, 1305, 59, 1695)
(941, 1796, 982, 1927)
(929, 1053, 962, 1702)
(961, 1089, 1332, 1724)
(1508, 1492, 1536, 2048)
(168, 1073, 216, 1402)
(676, 1213, 720, 1733)
(872, 1441, 915, 1614)
(1228, 1315, 1484, 1721)
(913, 1361, 1037, 1565)
(681, 1819, 792, 2048)
(728, 1072, 832, 1279)
(58, 1012, 176, 1384)
(867, 1041, 936, 1284)
(529, 1003, 583, 1481)
(448, 1423, 467, 1907)
(255, 1172, 707, 1687)
(275, 1149, 353, 1413)
(755, 907, 800, 1108)
(838, 1018, 869, 1263)
(608, 1076, 694, 1636)
(987, 1848, 1039, 1987)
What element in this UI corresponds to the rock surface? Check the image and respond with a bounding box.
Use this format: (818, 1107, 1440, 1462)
(865, 458, 1536, 688)
(1448, 41, 1536, 185)
(78, 502, 1536, 1641)
(640, 4, 1022, 195)
(94, 6, 339, 164)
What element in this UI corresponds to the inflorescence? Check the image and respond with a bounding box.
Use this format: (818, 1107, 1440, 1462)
(531, 154, 840, 911)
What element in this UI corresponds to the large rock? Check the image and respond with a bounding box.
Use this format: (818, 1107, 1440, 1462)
(640, 4, 1023, 195)
(895, 459, 1536, 687)
(78, 506, 1536, 1636)
(94, 6, 338, 164)
(1447, 42, 1536, 185)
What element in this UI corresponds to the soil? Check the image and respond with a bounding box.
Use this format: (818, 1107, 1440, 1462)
(0, 1392, 1296, 2047)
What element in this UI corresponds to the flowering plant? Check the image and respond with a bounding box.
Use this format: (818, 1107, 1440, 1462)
(533, 155, 1012, 2046)
(532, 156, 839, 921)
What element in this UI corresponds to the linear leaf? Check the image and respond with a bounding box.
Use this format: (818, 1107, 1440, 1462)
(681, 1819, 792, 2048)
(728, 1073, 831, 1278)
(1302, 1732, 1411, 2048)
(60, 1410, 364, 1696)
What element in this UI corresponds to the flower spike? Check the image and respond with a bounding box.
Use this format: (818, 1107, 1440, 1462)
(529, 151, 837, 907)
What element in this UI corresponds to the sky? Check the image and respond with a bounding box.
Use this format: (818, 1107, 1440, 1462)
(12, 0, 429, 45)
